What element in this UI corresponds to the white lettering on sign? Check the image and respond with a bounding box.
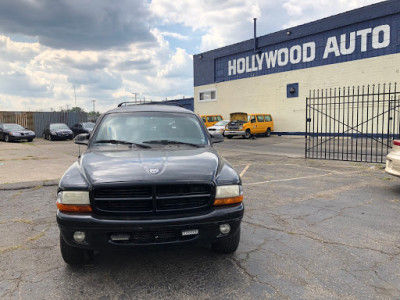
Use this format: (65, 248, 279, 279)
(323, 25, 390, 58)
(323, 37, 340, 58)
(303, 42, 315, 62)
(265, 50, 278, 69)
(278, 48, 289, 66)
(227, 24, 390, 76)
(255, 53, 264, 70)
(372, 24, 390, 49)
(339, 32, 356, 55)
(290, 45, 302, 64)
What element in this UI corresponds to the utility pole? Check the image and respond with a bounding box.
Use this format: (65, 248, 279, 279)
(91, 99, 96, 112)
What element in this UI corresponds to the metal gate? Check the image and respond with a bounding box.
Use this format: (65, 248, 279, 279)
(305, 83, 400, 163)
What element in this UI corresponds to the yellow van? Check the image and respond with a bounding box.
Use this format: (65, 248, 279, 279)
(224, 112, 274, 139)
(201, 115, 223, 128)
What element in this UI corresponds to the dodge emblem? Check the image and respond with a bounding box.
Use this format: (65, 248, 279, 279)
(149, 168, 160, 174)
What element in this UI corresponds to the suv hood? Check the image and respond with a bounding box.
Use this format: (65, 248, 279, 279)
(80, 148, 221, 185)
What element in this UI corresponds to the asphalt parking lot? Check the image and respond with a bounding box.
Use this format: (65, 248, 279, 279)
(1, 136, 400, 299)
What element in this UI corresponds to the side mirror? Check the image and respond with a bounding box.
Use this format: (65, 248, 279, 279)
(210, 133, 224, 144)
(74, 133, 90, 145)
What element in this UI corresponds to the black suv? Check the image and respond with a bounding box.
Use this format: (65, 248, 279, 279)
(57, 104, 244, 264)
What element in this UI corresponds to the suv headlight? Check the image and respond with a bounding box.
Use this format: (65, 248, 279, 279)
(57, 191, 92, 212)
(214, 185, 243, 206)
(238, 125, 243, 130)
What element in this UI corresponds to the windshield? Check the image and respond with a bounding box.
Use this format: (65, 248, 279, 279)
(4, 124, 25, 130)
(92, 112, 208, 146)
(50, 124, 70, 130)
(215, 120, 229, 126)
(82, 122, 95, 129)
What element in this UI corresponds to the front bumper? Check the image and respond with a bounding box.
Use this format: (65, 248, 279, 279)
(8, 134, 35, 141)
(224, 130, 245, 137)
(385, 152, 400, 177)
(51, 133, 73, 140)
(57, 203, 244, 250)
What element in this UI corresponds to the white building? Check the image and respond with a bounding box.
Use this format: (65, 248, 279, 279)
(193, 0, 400, 135)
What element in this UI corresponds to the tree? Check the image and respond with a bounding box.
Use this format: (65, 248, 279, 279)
(70, 106, 85, 112)
(88, 111, 100, 122)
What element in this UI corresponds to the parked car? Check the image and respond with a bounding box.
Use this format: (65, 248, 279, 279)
(70, 122, 95, 137)
(207, 120, 229, 136)
(57, 104, 244, 265)
(385, 140, 400, 177)
(43, 123, 73, 141)
(0, 123, 35, 142)
(224, 112, 274, 139)
(201, 114, 223, 128)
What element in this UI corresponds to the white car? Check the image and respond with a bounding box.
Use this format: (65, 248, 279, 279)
(385, 140, 400, 177)
(207, 120, 229, 136)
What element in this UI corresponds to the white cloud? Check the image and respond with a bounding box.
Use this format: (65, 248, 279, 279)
(150, 0, 261, 52)
(0, 0, 386, 113)
(160, 32, 190, 41)
(0, 35, 40, 61)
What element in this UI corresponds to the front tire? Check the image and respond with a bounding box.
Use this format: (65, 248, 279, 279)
(226, 135, 233, 139)
(244, 130, 251, 139)
(60, 234, 93, 265)
(212, 227, 240, 254)
(4, 134, 10, 142)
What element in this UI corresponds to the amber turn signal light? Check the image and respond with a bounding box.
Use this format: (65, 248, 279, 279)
(57, 202, 93, 213)
(213, 195, 243, 206)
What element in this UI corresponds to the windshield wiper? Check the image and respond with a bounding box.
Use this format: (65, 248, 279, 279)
(95, 139, 151, 148)
(142, 140, 202, 147)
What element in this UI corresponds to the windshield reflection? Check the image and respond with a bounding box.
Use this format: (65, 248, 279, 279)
(92, 112, 208, 146)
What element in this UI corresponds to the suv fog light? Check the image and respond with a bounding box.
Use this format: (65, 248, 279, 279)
(219, 224, 231, 235)
(73, 231, 86, 243)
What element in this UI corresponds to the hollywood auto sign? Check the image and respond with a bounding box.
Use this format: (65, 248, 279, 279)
(228, 24, 390, 76)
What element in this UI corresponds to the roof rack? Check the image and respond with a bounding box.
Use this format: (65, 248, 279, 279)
(117, 101, 183, 108)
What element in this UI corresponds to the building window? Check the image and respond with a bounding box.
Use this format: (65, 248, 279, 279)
(287, 83, 299, 98)
(199, 90, 217, 102)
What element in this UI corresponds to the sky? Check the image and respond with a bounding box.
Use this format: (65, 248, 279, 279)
(0, 0, 385, 113)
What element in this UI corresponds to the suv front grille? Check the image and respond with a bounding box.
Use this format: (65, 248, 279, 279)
(92, 184, 213, 214)
(227, 122, 243, 130)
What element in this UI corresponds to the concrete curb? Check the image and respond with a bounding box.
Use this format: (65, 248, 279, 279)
(0, 180, 59, 191)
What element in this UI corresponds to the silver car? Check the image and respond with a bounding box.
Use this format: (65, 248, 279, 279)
(207, 120, 229, 136)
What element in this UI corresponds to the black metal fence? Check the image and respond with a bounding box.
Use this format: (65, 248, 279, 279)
(305, 83, 400, 163)
(0, 111, 88, 138)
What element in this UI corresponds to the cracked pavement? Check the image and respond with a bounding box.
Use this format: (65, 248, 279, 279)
(1, 137, 400, 299)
